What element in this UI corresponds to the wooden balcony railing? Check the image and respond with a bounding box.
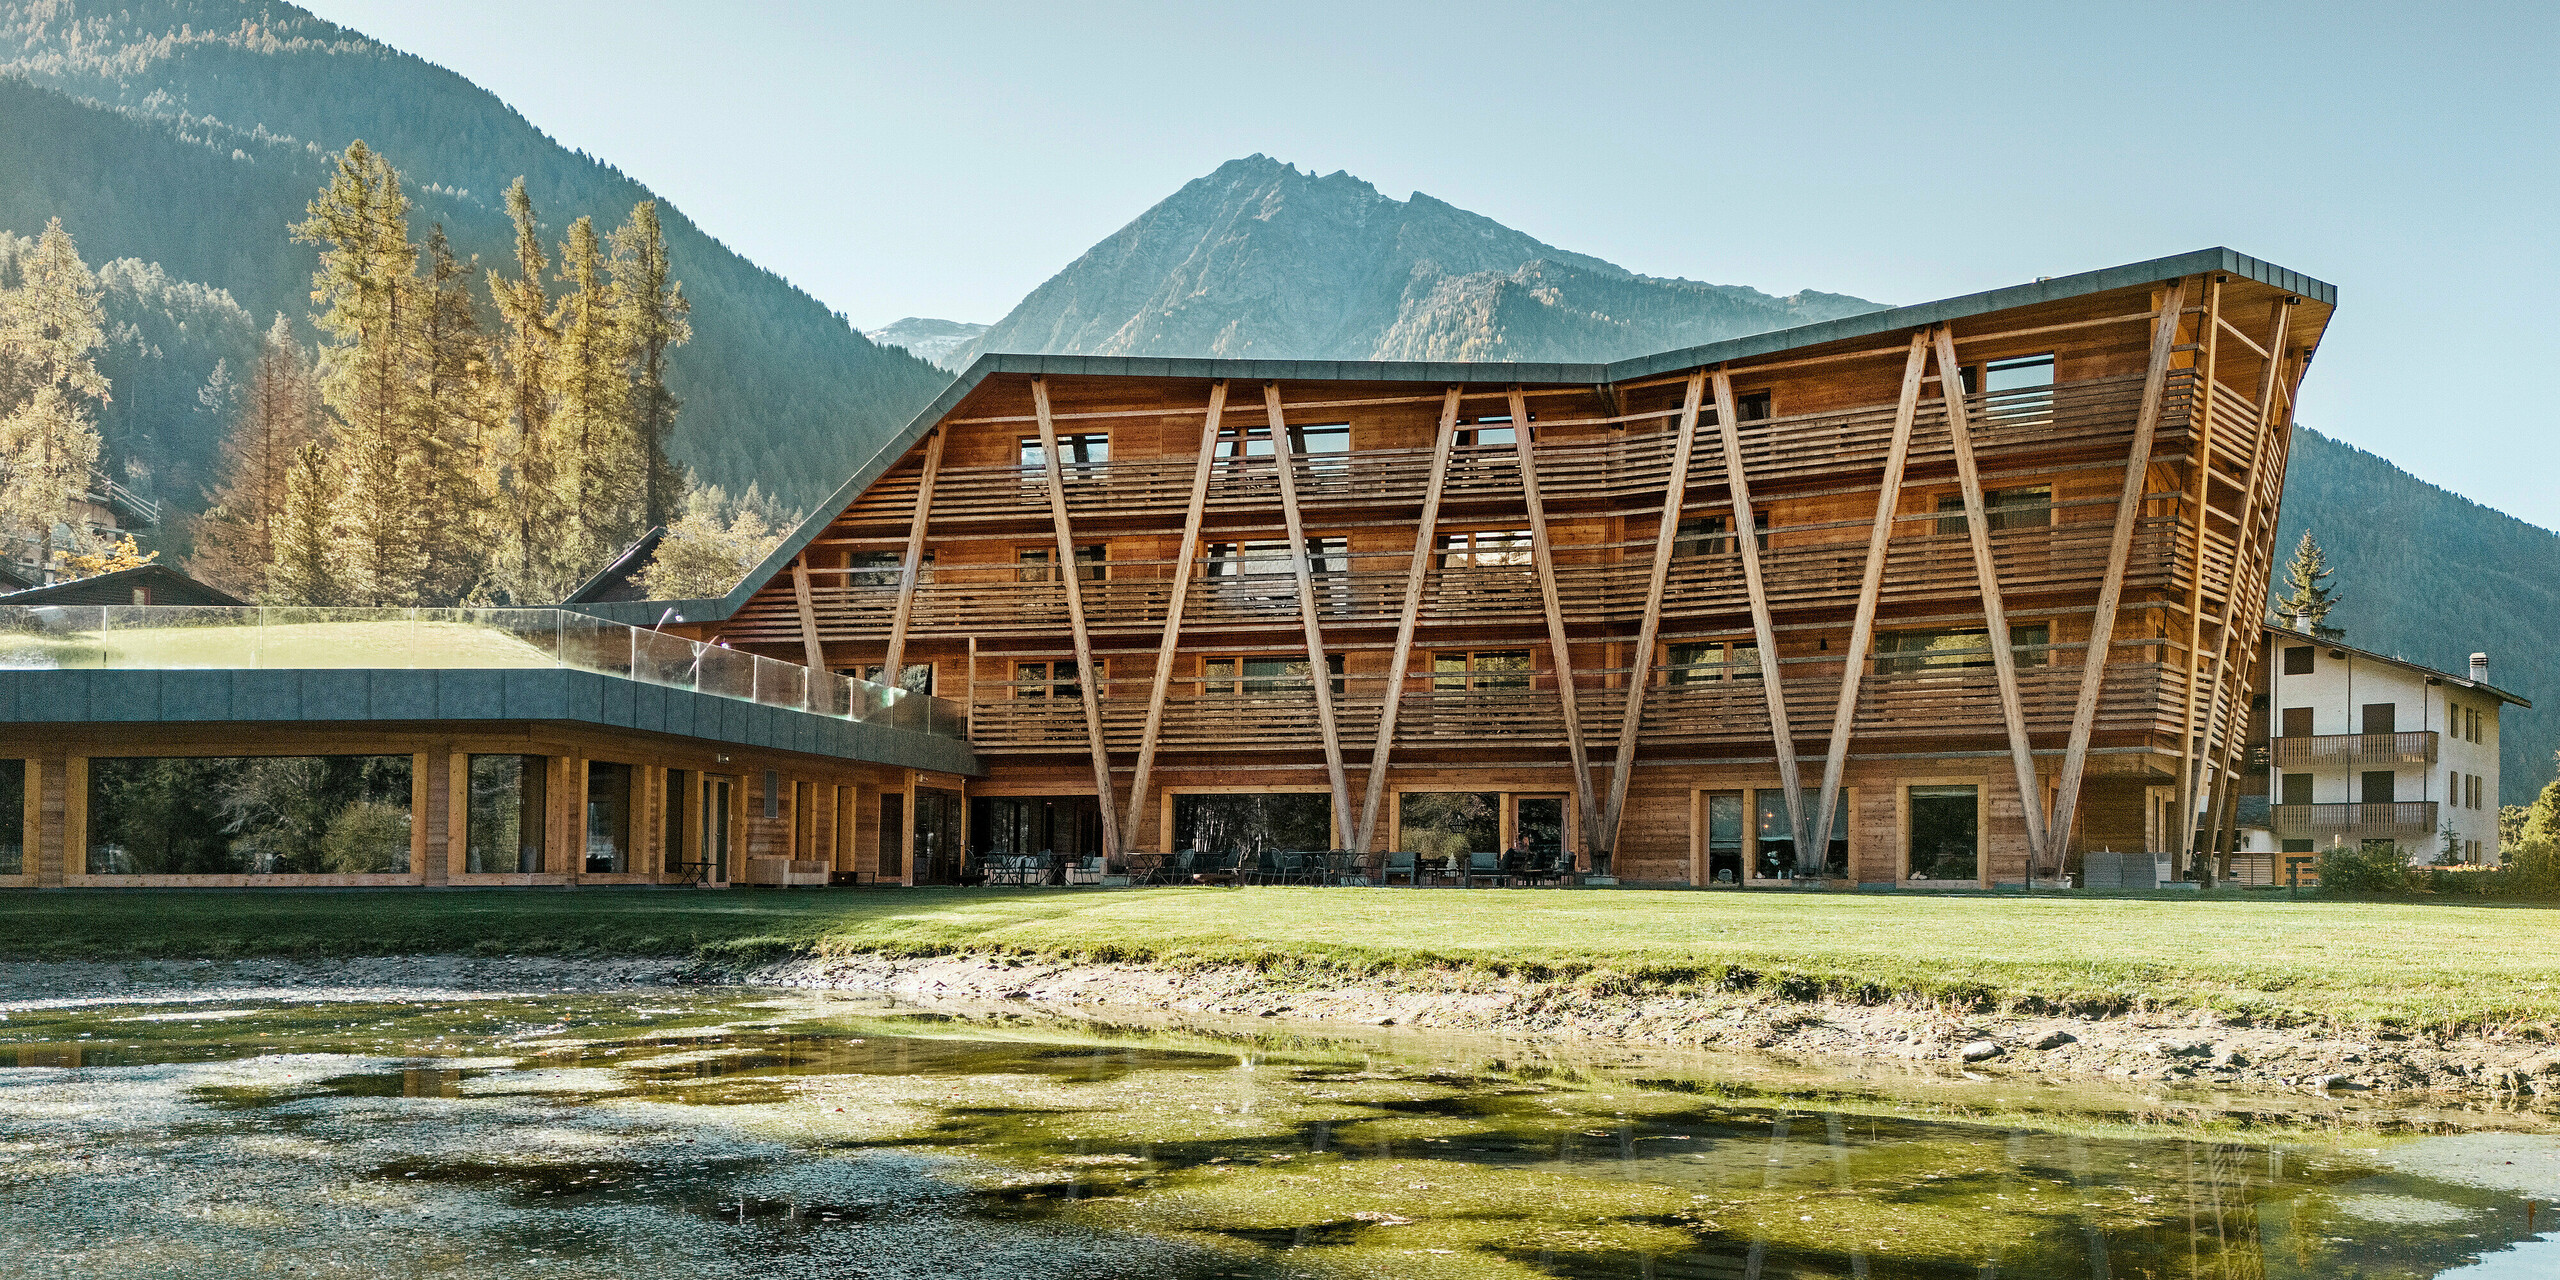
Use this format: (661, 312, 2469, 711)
(2269, 802, 2438, 840)
(745, 509, 2187, 644)
(2270, 732, 2439, 768)
(838, 370, 2186, 530)
(962, 661, 2187, 755)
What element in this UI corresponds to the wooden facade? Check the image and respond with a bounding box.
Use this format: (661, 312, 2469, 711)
(683, 252, 2334, 886)
(0, 722, 966, 891)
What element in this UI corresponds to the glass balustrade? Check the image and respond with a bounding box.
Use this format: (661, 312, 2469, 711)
(0, 604, 964, 741)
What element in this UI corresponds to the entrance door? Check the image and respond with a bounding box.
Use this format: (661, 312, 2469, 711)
(701, 775, 736, 882)
(915, 787, 964, 885)
(1704, 791, 1745, 885)
(1513, 795, 1565, 862)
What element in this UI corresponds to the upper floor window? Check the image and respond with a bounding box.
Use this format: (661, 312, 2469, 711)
(1457, 413, 1527, 450)
(1954, 353, 2056, 396)
(1217, 422, 1349, 474)
(1432, 649, 1531, 691)
(1934, 486, 2053, 536)
(1020, 433, 1108, 468)
(1875, 624, 2049, 676)
(1018, 545, 1106, 583)
(1666, 640, 1759, 685)
(1673, 512, 1769, 557)
(1205, 538, 1347, 577)
(1203, 653, 1344, 696)
(847, 549, 929, 587)
(2282, 646, 2315, 676)
(1435, 529, 1532, 569)
(854, 662, 935, 695)
(1013, 658, 1096, 701)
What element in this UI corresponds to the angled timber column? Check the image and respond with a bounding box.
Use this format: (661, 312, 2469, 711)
(1353, 386, 1463, 857)
(2173, 276, 2225, 856)
(1936, 323, 2050, 870)
(1600, 371, 1706, 855)
(1806, 332, 1930, 861)
(1124, 381, 1229, 849)
(1264, 381, 1356, 846)
(790, 554, 826, 674)
(1714, 368, 1810, 866)
(2044, 276, 2189, 871)
(1032, 376, 1125, 859)
(1506, 385, 1601, 852)
(881, 425, 948, 680)
(2202, 297, 2300, 852)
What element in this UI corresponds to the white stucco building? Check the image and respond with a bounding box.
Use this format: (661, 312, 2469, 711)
(2237, 621, 2527, 872)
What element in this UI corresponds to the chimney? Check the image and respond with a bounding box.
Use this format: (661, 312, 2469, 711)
(2293, 611, 2314, 635)
(2471, 652, 2489, 684)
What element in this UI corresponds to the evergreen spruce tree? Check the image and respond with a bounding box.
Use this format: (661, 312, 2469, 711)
(487, 178, 561, 603)
(550, 214, 638, 578)
(292, 141, 423, 605)
(608, 200, 690, 529)
(192, 313, 321, 596)
(267, 441, 347, 605)
(0, 218, 110, 583)
(2275, 531, 2343, 638)
(411, 224, 498, 604)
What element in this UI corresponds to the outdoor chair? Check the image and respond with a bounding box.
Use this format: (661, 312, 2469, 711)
(1379, 849, 1418, 887)
(1465, 850, 1504, 888)
(1518, 850, 1566, 887)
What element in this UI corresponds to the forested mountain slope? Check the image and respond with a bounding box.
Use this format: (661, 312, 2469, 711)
(0, 0, 950, 517)
(2274, 428, 2557, 803)
(961, 155, 1884, 366)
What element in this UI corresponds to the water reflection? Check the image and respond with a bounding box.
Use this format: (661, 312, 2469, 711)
(0, 989, 2553, 1278)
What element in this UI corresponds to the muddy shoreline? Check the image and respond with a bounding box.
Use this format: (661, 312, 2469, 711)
(6, 951, 2556, 1102)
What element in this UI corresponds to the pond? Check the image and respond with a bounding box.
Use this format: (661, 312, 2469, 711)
(2, 986, 2556, 1278)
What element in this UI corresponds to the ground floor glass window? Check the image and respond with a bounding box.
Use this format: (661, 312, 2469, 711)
(1398, 792, 1499, 860)
(466, 755, 547, 873)
(586, 761, 634, 873)
(1704, 791, 1745, 884)
(1907, 785, 1980, 881)
(0, 760, 22, 875)
(1752, 788, 1850, 879)
(915, 787, 964, 884)
(88, 755, 412, 875)
(972, 795, 1103, 860)
(1173, 793, 1331, 860)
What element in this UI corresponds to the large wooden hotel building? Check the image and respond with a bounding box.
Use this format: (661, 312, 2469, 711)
(604, 248, 2334, 888)
(0, 249, 2331, 889)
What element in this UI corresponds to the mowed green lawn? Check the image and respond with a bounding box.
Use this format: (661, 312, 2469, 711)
(5, 887, 2555, 1032)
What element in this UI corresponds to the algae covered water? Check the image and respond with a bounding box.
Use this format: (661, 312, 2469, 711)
(2, 987, 2556, 1278)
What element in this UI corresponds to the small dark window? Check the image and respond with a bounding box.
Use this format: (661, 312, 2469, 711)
(2360, 703, 2396, 735)
(2279, 706, 2314, 738)
(2281, 646, 2314, 676)
(2359, 771, 2395, 805)
(2280, 774, 2313, 806)
(764, 770, 781, 819)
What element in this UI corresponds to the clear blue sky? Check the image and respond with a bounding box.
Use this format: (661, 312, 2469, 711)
(304, 0, 2559, 530)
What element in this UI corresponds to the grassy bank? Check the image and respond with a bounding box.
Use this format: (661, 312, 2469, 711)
(6, 887, 2557, 1032)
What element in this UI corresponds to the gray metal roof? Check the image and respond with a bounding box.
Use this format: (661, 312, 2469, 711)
(575, 247, 2332, 627)
(0, 667, 984, 774)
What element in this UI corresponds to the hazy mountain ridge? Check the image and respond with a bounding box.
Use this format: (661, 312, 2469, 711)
(0, 0, 951, 519)
(961, 155, 1886, 366)
(864, 317, 987, 371)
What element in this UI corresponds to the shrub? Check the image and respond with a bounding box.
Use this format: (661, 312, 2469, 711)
(2492, 841, 2560, 899)
(2317, 842, 2416, 895)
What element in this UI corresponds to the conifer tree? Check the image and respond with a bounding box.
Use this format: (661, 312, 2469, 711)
(292, 141, 422, 605)
(487, 177, 561, 603)
(550, 214, 638, 576)
(609, 200, 690, 529)
(411, 224, 498, 604)
(0, 218, 110, 584)
(2275, 531, 2343, 638)
(192, 313, 321, 596)
(267, 441, 347, 605)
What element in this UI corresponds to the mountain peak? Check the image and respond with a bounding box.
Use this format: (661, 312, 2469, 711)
(960, 157, 1884, 366)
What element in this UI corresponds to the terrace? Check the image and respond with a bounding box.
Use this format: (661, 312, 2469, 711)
(0, 605, 974, 772)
